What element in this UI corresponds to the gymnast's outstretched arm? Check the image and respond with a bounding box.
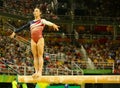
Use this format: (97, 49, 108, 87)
(10, 22, 30, 38)
(42, 19, 59, 31)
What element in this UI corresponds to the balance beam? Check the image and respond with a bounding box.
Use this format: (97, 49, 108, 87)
(18, 75, 120, 84)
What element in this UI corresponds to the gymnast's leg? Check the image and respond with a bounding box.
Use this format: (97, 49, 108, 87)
(36, 38, 44, 76)
(31, 39, 39, 77)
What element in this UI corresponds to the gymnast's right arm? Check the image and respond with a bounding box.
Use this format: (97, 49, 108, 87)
(10, 22, 30, 38)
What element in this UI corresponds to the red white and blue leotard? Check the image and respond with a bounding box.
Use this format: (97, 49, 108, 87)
(15, 19, 54, 43)
(30, 20, 45, 43)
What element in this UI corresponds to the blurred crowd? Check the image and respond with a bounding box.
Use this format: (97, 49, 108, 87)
(0, 0, 120, 19)
(0, 30, 120, 74)
(0, 0, 120, 75)
(75, 0, 120, 17)
(0, 0, 59, 19)
(0, 36, 33, 66)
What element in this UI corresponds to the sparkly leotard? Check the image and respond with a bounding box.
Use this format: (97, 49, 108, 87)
(15, 19, 54, 43)
(30, 20, 45, 43)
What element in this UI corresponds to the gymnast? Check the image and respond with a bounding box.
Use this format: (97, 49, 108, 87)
(10, 7, 59, 78)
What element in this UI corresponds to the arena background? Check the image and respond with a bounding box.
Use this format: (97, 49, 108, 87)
(0, 0, 120, 88)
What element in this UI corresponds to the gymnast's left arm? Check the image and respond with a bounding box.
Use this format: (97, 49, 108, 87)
(42, 19, 60, 31)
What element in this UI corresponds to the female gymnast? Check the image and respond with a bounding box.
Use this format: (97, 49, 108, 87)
(10, 7, 59, 78)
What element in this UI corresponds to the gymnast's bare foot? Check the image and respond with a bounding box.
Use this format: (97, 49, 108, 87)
(37, 71, 42, 77)
(32, 73, 38, 78)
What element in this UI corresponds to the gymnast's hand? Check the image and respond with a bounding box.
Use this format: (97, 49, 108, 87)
(53, 24, 60, 31)
(10, 32, 16, 38)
